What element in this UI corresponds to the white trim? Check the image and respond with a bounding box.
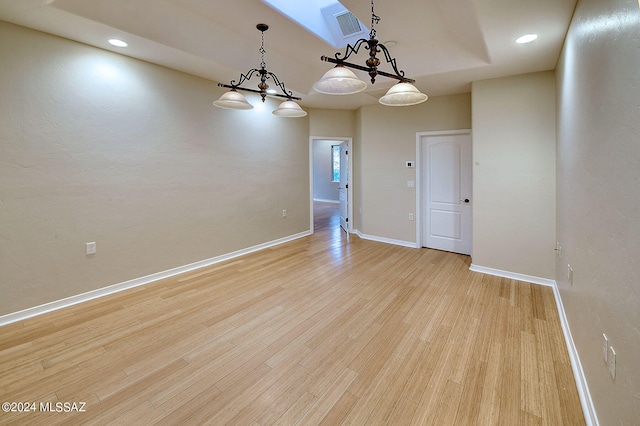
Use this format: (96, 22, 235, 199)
(0, 231, 311, 327)
(469, 263, 598, 425)
(415, 129, 472, 250)
(552, 284, 599, 426)
(354, 229, 418, 248)
(309, 136, 353, 234)
(469, 263, 555, 287)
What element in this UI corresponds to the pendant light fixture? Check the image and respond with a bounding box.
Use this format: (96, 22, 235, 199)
(313, 0, 427, 107)
(213, 24, 307, 117)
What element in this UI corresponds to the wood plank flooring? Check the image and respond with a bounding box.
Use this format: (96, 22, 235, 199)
(0, 202, 584, 425)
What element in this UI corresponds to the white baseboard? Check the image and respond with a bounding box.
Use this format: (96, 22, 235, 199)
(469, 263, 598, 425)
(353, 230, 418, 248)
(469, 263, 556, 287)
(0, 231, 312, 327)
(551, 284, 599, 426)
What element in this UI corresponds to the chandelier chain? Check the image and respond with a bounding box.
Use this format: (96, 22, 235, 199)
(259, 30, 266, 70)
(370, 0, 380, 39)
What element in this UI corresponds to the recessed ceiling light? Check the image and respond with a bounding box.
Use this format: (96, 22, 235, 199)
(515, 34, 538, 44)
(108, 39, 128, 48)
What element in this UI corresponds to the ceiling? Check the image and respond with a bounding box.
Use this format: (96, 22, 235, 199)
(0, 0, 577, 110)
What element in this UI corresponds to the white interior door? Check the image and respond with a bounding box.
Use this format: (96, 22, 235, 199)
(339, 142, 349, 233)
(421, 133, 472, 255)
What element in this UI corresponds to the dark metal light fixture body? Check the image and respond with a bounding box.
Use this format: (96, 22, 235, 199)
(319, 0, 414, 85)
(314, 0, 427, 106)
(217, 24, 301, 103)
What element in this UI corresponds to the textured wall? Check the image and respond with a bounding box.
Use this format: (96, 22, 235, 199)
(0, 22, 310, 316)
(471, 72, 557, 280)
(556, 0, 640, 423)
(309, 108, 355, 138)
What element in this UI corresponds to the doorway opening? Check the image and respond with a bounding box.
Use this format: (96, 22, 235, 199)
(309, 136, 353, 236)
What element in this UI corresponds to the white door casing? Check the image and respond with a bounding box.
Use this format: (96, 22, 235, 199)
(417, 130, 472, 255)
(339, 142, 349, 233)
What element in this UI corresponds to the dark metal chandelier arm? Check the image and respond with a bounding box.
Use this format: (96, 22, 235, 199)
(320, 44, 415, 84)
(227, 68, 262, 90)
(376, 43, 408, 81)
(333, 38, 370, 62)
(216, 83, 301, 101)
(218, 66, 301, 102)
(266, 71, 296, 100)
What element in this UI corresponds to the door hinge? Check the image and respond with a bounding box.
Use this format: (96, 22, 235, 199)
(346, 218, 349, 222)
(346, 184, 348, 189)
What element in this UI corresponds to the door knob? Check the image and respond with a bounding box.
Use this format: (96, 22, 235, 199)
(460, 199, 470, 203)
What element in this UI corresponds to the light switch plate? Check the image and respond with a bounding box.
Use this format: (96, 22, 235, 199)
(86, 242, 96, 255)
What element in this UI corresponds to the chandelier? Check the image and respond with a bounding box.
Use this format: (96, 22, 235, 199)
(213, 24, 307, 117)
(313, 0, 428, 106)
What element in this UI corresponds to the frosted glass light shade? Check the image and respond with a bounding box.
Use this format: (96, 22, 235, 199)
(213, 90, 253, 110)
(272, 100, 307, 117)
(379, 82, 428, 106)
(313, 66, 367, 95)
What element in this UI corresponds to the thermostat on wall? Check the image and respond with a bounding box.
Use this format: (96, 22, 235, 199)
(406, 161, 415, 168)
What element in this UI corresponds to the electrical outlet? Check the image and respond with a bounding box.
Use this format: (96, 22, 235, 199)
(602, 333, 608, 362)
(568, 264, 573, 285)
(409, 213, 414, 221)
(608, 345, 616, 379)
(555, 242, 562, 258)
(282, 209, 287, 218)
(86, 242, 96, 255)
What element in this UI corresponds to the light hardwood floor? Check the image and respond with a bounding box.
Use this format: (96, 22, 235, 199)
(0, 202, 584, 425)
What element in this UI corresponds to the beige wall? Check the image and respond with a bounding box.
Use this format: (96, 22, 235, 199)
(309, 108, 355, 137)
(556, 0, 640, 423)
(357, 94, 472, 243)
(471, 72, 557, 279)
(0, 21, 310, 316)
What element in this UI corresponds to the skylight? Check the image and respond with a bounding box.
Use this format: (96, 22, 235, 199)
(261, 0, 368, 48)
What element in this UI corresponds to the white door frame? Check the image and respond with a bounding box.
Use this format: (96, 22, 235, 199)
(309, 136, 353, 234)
(415, 129, 472, 249)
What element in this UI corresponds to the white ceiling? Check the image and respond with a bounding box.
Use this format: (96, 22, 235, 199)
(0, 0, 577, 110)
